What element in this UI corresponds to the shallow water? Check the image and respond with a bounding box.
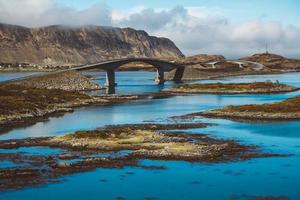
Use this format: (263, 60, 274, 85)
(1, 71, 300, 200)
(0, 72, 43, 82)
(82, 71, 177, 95)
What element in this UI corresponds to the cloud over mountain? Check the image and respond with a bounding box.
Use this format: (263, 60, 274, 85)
(116, 6, 300, 58)
(1, 0, 299, 58)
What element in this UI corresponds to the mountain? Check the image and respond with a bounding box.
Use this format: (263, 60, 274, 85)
(241, 53, 300, 70)
(0, 23, 184, 67)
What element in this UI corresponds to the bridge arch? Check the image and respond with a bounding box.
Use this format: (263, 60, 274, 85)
(74, 58, 185, 89)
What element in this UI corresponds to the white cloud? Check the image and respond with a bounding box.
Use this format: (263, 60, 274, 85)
(0, 0, 111, 27)
(185, 6, 225, 20)
(116, 6, 187, 31)
(112, 6, 148, 22)
(0, 1, 299, 58)
(114, 6, 300, 58)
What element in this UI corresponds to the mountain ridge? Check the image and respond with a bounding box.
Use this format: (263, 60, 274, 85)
(0, 23, 184, 67)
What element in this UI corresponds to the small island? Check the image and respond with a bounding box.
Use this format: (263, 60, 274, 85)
(201, 96, 300, 120)
(165, 82, 298, 94)
(0, 123, 279, 191)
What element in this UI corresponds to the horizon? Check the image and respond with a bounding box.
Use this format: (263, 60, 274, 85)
(1, 0, 300, 59)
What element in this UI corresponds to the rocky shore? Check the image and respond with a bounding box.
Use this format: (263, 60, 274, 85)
(11, 71, 101, 91)
(0, 123, 282, 191)
(188, 96, 300, 121)
(165, 82, 298, 94)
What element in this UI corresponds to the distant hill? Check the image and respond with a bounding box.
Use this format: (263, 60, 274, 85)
(0, 23, 184, 67)
(166, 52, 300, 81)
(177, 54, 225, 64)
(241, 53, 300, 69)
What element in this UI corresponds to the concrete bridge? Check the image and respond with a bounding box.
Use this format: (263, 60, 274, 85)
(1, 58, 184, 94)
(73, 58, 185, 87)
(206, 60, 265, 71)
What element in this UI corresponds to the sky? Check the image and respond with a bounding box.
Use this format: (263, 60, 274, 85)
(0, 0, 300, 58)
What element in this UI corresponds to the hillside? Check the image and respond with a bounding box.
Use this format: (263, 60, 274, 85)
(0, 23, 184, 67)
(241, 53, 300, 69)
(178, 54, 225, 64)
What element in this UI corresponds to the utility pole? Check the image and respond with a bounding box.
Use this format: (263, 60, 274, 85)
(265, 43, 269, 54)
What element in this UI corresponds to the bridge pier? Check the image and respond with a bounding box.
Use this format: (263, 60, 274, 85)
(173, 67, 184, 83)
(155, 68, 165, 85)
(105, 69, 117, 87)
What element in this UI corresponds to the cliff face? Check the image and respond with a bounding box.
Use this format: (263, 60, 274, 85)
(0, 23, 184, 66)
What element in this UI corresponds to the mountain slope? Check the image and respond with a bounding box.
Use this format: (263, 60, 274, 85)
(0, 23, 184, 66)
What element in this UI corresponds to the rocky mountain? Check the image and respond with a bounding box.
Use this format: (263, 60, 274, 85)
(0, 23, 184, 67)
(241, 53, 300, 70)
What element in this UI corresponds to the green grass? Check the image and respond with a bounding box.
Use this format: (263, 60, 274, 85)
(222, 96, 300, 113)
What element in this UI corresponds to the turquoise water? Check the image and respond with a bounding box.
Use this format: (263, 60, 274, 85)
(1, 72, 300, 200)
(82, 71, 177, 95)
(0, 72, 43, 82)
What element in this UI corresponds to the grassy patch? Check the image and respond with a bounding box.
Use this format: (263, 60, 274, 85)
(50, 128, 192, 152)
(222, 96, 300, 113)
(167, 82, 297, 94)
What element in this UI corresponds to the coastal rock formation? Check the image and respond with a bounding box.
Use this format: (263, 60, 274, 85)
(0, 23, 184, 67)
